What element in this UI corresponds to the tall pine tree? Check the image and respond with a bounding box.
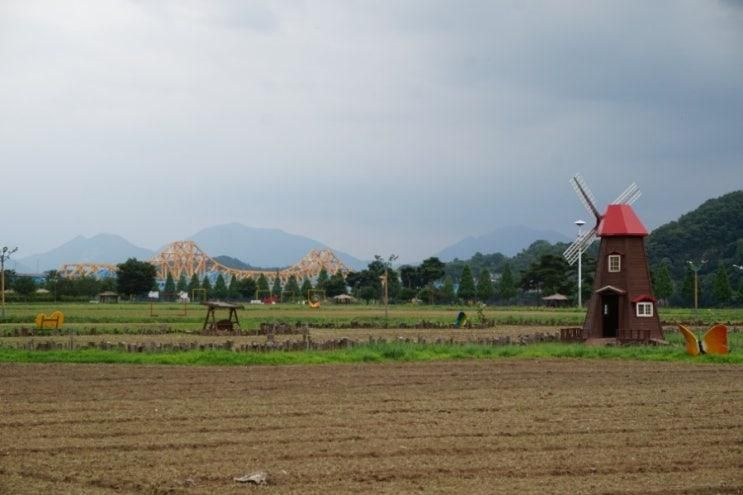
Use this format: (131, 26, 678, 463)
(271, 274, 282, 298)
(163, 273, 176, 299)
(300, 277, 312, 300)
(284, 275, 300, 302)
(237, 277, 257, 300)
(440, 275, 455, 304)
(176, 273, 188, 293)
(680, 266, 695, 306)
(498, 263, 516, 301)
(214, 274, 228, 299)
(652, 262, 674, 306)
(228, 275, 240, 299)
(256, 274, 270, 298)
(201, 276, 212, 298)
(316, 267, 329, 291)
(712, 264, 732, 306)
(476, 268, 494, 302)
(457, 265, 476, 302)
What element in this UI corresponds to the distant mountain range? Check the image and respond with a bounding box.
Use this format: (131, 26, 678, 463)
(15, 224, 367, 273)
(16, 234, 155, 273)
(435, 225, 571, 261)
(13, 223, 579, 274)
(188, 223, 367, 270)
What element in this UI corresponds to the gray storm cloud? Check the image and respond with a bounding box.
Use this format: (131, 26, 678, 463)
(1, 0, 741, 260)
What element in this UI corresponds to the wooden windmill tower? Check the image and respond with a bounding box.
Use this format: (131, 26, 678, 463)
(563, 175, 664, 343)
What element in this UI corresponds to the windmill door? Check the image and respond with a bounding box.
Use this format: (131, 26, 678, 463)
(601, 295, 619, 338)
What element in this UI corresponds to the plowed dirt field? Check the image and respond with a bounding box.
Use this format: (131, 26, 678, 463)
(1, 360, 742, 494)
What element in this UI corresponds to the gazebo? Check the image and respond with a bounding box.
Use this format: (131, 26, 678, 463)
(200, 301, 244, 333)
(333, 294, 356, 304)
(98, 291, 120, 304)
(542, 293, 569, 307)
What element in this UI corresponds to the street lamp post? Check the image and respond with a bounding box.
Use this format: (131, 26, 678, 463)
(574, 220, 586, 308)
(382, 254, 399, 326)
(1, 246, 19, 319)
(687, 260, 707, 312)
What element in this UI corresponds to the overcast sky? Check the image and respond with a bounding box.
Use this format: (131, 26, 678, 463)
(1, 0, 742, 261)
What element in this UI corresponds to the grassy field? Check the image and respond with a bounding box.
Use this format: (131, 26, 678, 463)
(1, 331, 741, 365)
(2, 302, 742, 334)
(2, 302, 741, 367)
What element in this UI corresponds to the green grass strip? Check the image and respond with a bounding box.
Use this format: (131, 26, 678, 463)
(0, 342, 741, 366)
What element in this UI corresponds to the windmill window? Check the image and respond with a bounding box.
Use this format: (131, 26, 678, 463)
(608, 255, 621, 272)
(636, 302, 653, 317)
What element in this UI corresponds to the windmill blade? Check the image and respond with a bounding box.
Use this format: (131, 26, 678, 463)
(571, 174, 601, 221)
(563, 227, 597, 265)
(613, 182, 641, 205)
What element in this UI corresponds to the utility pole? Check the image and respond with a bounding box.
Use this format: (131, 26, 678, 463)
(382, 254, 398, 326)
(687, 260, 706, 312)
(1, 246, 19, 319)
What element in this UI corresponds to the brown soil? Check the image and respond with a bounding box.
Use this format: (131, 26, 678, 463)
(0, 325, 559, 347)
(1, 360, 742, 494)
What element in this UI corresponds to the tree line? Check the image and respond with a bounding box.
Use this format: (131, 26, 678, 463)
(5, 244, 743, 307)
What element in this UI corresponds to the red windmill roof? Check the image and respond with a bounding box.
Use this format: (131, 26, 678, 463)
(598, 204, 648, 237)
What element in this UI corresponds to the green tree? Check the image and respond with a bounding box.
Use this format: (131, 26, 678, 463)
(440, 275, 455, 304)
(213, 273, 228, 299)
(498, 263, 516, 301)
(284, 275, 300, 302)
(357, 286, 376, 304)
(187, 273, 200, 295)
(457, 265, 476, 301)
(271, 274, 282, 297)
(520, 255, 574, 296)
(680, 266, 695, 306)
(316, 267, 329, 291)
(256, 274, 270, 297)
(237, 277, 257, 300)
(163, 273, 176, 298)
(712, 264, 732, 306)
(418, 257, 445, 287)
(228, 275, 240, 299)
(346, 256, 400, 303)
(300, 277, 312, 300)
(116, 258, 157, 298)
(13, 276, 36, 299)
(44, 270, 61, 301)
(476, 268, 494, 302)
(201, 276, 212, 298)
(652, 262, 674, 305)
(399, 265, 421, 289)
(325, 270, 347, 297)
(176, 273, 188, 293)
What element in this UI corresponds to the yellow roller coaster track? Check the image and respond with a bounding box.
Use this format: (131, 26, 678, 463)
(59, 240, 351, 283)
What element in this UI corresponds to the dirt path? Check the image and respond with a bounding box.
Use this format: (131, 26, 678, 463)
(1, 360, 741, 494)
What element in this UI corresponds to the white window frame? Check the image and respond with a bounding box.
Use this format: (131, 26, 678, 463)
(608, 254, 621, 273)
(636, 302, 653, 317)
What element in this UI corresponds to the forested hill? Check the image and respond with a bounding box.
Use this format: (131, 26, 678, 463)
(646, 190, 743, 278)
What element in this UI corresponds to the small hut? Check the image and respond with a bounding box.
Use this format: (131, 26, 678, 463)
(333, 294, 356, 304)
(542, 293, 569, 307)
(98, 291, 120, 304)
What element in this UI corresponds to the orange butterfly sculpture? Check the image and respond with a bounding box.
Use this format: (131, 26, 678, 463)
(677, 324, 729, 356)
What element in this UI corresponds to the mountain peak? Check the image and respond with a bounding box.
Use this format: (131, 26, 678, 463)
(188, 224, 367, 270)
(435, 225, 570, 261)
(17, 235, 155, 273)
